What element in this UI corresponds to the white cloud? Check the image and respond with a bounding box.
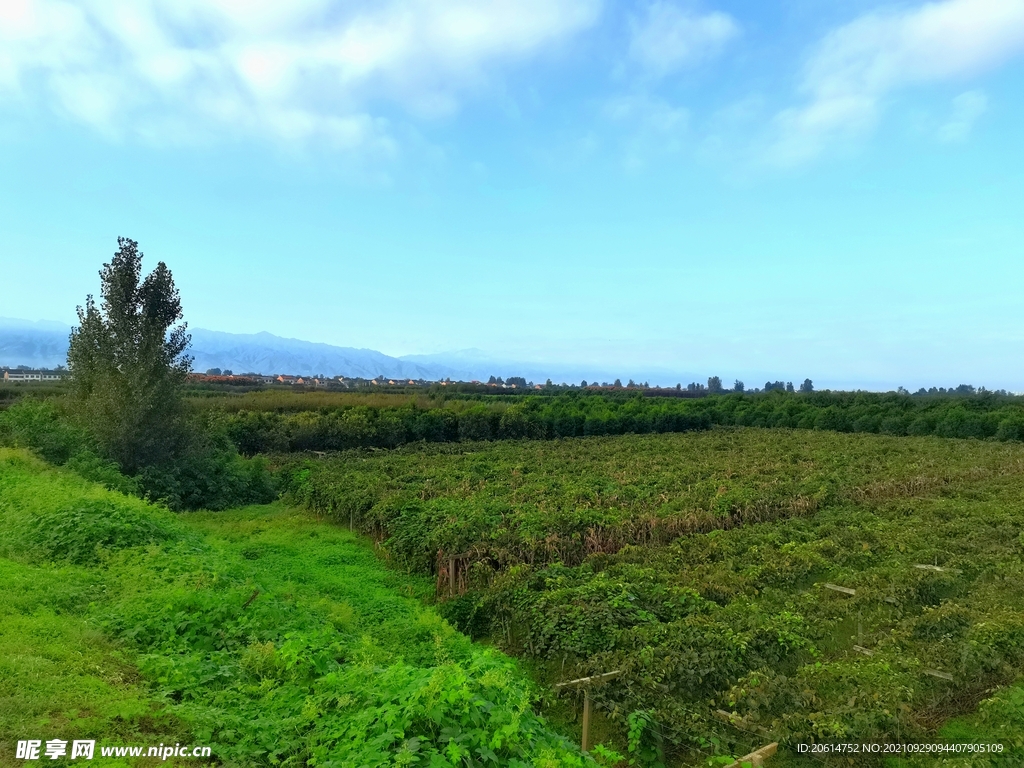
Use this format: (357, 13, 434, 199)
(0, 0, 600, 146)
(628, 2, 739, 77)
(770, 0, 1024, 164)
(937, 89, 988, 142)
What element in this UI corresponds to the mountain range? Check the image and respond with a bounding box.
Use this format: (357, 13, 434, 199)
(0, 318, 463, 380)
(0, 317, 697, 385)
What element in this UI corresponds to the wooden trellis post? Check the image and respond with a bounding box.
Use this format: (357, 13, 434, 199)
(436, 553, 469, 598)
(554, 670, 620, 752)
(724, 742, 778, 768)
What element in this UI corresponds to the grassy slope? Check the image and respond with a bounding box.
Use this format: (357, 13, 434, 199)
(0, 559, 189, 767)
(0, 449, 597, 767)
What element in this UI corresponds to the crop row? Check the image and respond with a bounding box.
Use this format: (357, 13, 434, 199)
(219, 390, 1024, 455)
(291, 430, 1024, 764)
(224, 399, 712, 454)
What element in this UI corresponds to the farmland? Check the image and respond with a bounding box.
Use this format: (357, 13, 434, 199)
(290, 428, 1024, 765)
(4, 386, 1024, 765)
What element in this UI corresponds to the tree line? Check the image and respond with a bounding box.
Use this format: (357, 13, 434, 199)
(217, 387, 1024, 455)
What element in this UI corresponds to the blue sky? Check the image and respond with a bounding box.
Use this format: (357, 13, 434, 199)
(1, 0, 1023, 390)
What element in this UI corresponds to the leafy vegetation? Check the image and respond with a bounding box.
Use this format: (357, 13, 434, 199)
(66, 237, 192, 473)
(0, 399, 276, 510)
(0, 239, 279, 511)
(0, 448, 606, 766)
(191, 389, 1024, 456)
(221, 394, 713, 454)
(291, 429, 1024, 764)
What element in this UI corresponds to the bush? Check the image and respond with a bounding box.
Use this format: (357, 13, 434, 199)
(64, 450, 141, 495)
(1, 399, 277, 511)
(138, 447, 277, 511)
(0, 400, 92, 464)
(16, 498, 180, 564)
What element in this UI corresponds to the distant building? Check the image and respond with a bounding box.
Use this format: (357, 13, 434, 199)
(2, 368, 65, 383)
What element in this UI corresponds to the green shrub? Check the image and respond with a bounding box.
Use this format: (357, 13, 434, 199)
(16, 498, 181, 564)
(64, 450, 141, 495)
(0, 399, 92, 464)
(137, 447, 277, 511)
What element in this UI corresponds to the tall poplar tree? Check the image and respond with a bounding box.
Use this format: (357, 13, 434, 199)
(67, 237, 192, 472)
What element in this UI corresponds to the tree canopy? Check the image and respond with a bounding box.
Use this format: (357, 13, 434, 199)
(67, 237, 192, 472)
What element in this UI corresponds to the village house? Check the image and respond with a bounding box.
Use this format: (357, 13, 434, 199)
(2, 368, 65, 383)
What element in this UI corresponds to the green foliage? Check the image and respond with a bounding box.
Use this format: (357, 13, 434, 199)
(934, 683, 1024, 766)
(135, 424, 278, 511)
(66, 237, 192, 473)
(293, 430, 1024, 763)
(0, 398, 91, 464)
(15, 498, 181, 564)
(294, 429, 1020, 573)
(626, 710, 665, 767)
(196, 389, 1024, 458)
(0, 399, 277, 511)
(0, 558, 190, 755)
(0, 449, 601, 766)
(219, 394, 712, 454)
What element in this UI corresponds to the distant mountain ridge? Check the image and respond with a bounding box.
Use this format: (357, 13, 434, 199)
(0, 318, 465, 380)
(187, 328, 466, 380)
(0, 317, 697, 386)
(0, 318, 71, 369)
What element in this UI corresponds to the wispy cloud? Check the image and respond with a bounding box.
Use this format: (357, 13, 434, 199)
(769, 0, 1024, 165)
(937, 90, 988, 142)
(628, 2, 739, 77)
(0, 0, 600, 146)
(603, 93, 689, 169)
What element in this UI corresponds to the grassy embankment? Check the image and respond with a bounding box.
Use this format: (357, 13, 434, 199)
(0, 448, 600, 767)
(293, 429, 1024, 766)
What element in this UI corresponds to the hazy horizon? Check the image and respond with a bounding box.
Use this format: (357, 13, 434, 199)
(1, 315, 1017, 394)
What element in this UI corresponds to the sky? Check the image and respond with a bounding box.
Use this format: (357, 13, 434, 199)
(1, 0, 1023, 390)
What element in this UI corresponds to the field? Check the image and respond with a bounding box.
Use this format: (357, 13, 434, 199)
(0, 449, 598, 766)
(292, 428, 1024, 765)
(5, 389, 1024, 766)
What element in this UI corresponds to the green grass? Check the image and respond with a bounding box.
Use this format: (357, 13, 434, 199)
(0, 448, 602, 767)
(0, 559, 189, 767)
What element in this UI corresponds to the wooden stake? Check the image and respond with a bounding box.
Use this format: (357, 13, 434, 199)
(824, 583, 856, 596)
(724, 742, 778, 768)
(555, 670, 622, 689)
(913, 564, 960, 574)
(581, 689, 592, 752)
(555, 670, 620, 752)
